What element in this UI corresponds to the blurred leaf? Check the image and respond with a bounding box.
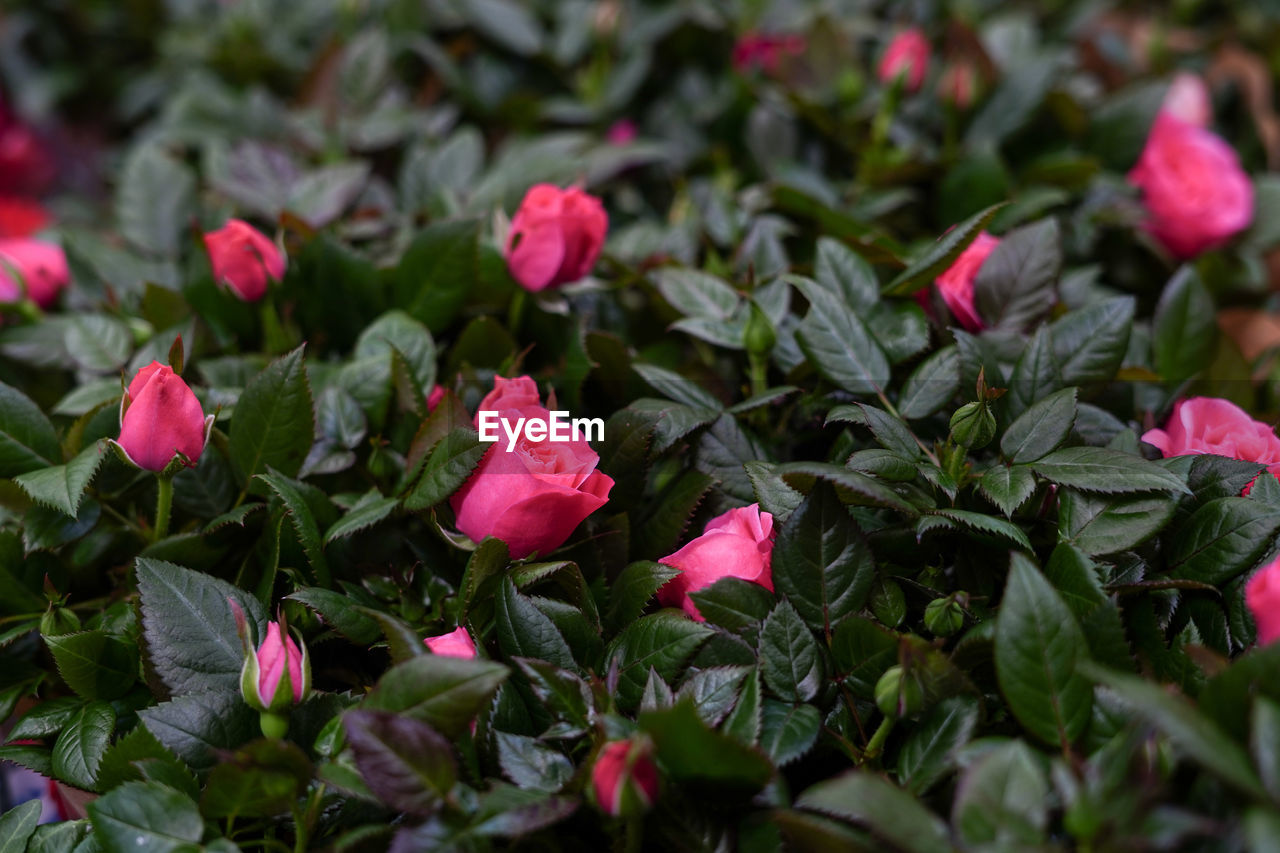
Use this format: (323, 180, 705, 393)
(116, 143, 195, 257)
(229, 345, 314, 487)
(796, 771, 952, 853)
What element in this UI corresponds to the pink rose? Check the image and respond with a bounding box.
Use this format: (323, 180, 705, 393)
(0, 197, 50, 238)
(1162, 72, 1211, 127)
(117, 361, 211, 472)
(606, 119, 637, 146)
(878, 28, 930, 93)
(593, 739, 660, 817)
(449, 375, 613, 559)
(203, 219, 287, 302)
(1142, 397, 1280, 493)
(657, 504, 775, 621)
(505, 185, 607, 293)
(921, 231, 998, 333)
(1128, 114, 1253, 259)
(426, 384, 446, 413)
(732, 32, 805, 75)
(0, 238, 68, 308)
(1247, 556, 1280, 646)
(256, 621, 306, 705)
(424, 626, 477, 658)
(938, 63, 977, 109)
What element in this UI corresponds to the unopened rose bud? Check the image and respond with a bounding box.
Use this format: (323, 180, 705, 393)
(592, 738, 659, 817)
(924, 596, 965, 636)
(950, 401, 996, 449)
(233, 602, 311, 737)
(875, 665, 923, 718)
(878, 28, 930, 94)
(114, 361, 214, 473)
(203, 219, 287, 302)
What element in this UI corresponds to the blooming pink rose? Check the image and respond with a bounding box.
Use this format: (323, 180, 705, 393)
(0, 238, 68, 308)
(203, 219, 287, 302)
(657, 504, 775, 621)
(424, 626, 477, 658)
(0, 197, 50, 238)
(117, 361, 210, 472)
(1247, 556, 1280, 646)
(878, 28, 930, 93)
(732, 32, 805, 75)
(450, 375, 613, 559)
(257, 621, 305, 705)
(1142, 397, 1280, 493)
(1162, 72, 1211, 127)
(1128, 114, 1253, 259)
(922, 231, 998, 333)
(938, 63, 977, 109)
(593, 739, 660, 817)
(505, 185, 607, 292)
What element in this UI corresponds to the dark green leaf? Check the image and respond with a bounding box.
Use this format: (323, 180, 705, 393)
(88, 781, 203, 852)
(1050, 297, 1134, 385)
(688, 577, 776, 634)
(287, 587, 381, 644)
(1058, 489, 1177, 556)
(605, 561, 680, 634)
(494, 731, 572, 793)
(898, 696, 980, 795)
(815, 236, 877, 310)
(759, 700, 821, 766)
(495, 578, 576, 671)
(0, 801, 41, 853)
(606, 612, 714, 712)
(403, 428, 487, 511)
(392, 219, 480, 332)
(979, 465, 1038, 517)
(364, 655, 509, 738)
(637, 699, 772, 792)
(974, 218, 1061, 331)
(229, 345, 314, 486)
(791, 276, 889, 395)
(257, 468, 330, 586)
(0, 381, 59, 478)
(116, 144, 195, 257)
(995, 553, 1092, 747)
(759, 599, 823, 703)
(1169, 498, 1280, 585)
(345, 709, 457, 814)
(138, 691, 258, 774)
(797, 771, 952, 853)
(773, 483, 876, 632)
(44, 630, 138, 701)
(1153, 267, 1216, 382)
(898, 346, 960, 420)
(883, 203, 1006, 296)
(1031, 446, 1189, 494)
(952, 740, 1049, 848)
(1001, 387, 1077, 463)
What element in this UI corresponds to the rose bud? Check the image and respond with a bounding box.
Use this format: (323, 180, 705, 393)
(921, 230, 999, 333)
(1247, 556, 1280, 646)
(0, 197, 51, 238)
(115, 361, 214, 473)
(593, 739, 660, 817)
(657, 504, 775, 621)
(426, 384, 446, 413)
(1142, 397, 1280, 495)
(203, 219, 287, 302)
(504, 184, 607, 292)
(1128, 114, 1253, 259)
(605, 119, 637, 146)
(0, 238, 69, 308)
(1161, 72, 1211, 127)
(233, 604, 311, 739)
(937, 63, 977, 110)
(731, 32, 805, 76)
(449, 375, 613, 559)
(878, 28, 930, 94)
(424, 626, 477, 658)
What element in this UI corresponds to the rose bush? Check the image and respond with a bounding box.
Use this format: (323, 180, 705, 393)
(2, 2, 1280, 851)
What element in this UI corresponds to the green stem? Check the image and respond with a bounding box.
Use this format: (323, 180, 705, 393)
(260, 298, 292, 356)
(863, 716, 894, 762)
(623, 816, 644, 853)
(509, 288, 528, 339)
(153, 474, 174, 542)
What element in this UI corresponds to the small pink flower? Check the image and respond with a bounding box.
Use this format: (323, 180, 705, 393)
(117, 362, 210, 472)
(925, 231, 999, 333)
(593, 739, 660, 817)
(938, 63, 977, 109)
(1161, 72, 1211, 127)
(732, 32, 805, 75)
(1128, 114, 1253, 259)
(606, 120, 637, 145)
(657, 504, 775, 621)
(257, 622, 305, 705)
(203, 219, 287, 302)
(1246, 556, 1280, 646)
(424, 626, 477, 658)
(505, 185, 608, 292)
(0, 238, 68, 308)
(878, 28, 930, 93)
(426, 384, 446, 413)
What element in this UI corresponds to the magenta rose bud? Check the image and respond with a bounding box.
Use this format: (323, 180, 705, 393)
(938, 63, 977, 109)
(203, 219, 287, 302)
(0, 238, 69, 308)
(878, 28, 930, 93)
(504, 185, 608, 292)
(424, 626, 477, 658)
(1141, 397, 1280, 494)
(1247, 557, 1280, 646)
(657, 504, 776, 621)
(922, 231, 998, 333)
(1161, 72, 1211, 127)
(450, 375, 613, 559)
(593, 739, 660, 817)
(1128, 114, 1253, 259)
(116, 361, 211, 472)
(606, 119, 637, 146)
(731, 32, 805, 75)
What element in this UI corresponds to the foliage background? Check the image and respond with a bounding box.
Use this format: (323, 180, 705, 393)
(2, 0, 1280, 850)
